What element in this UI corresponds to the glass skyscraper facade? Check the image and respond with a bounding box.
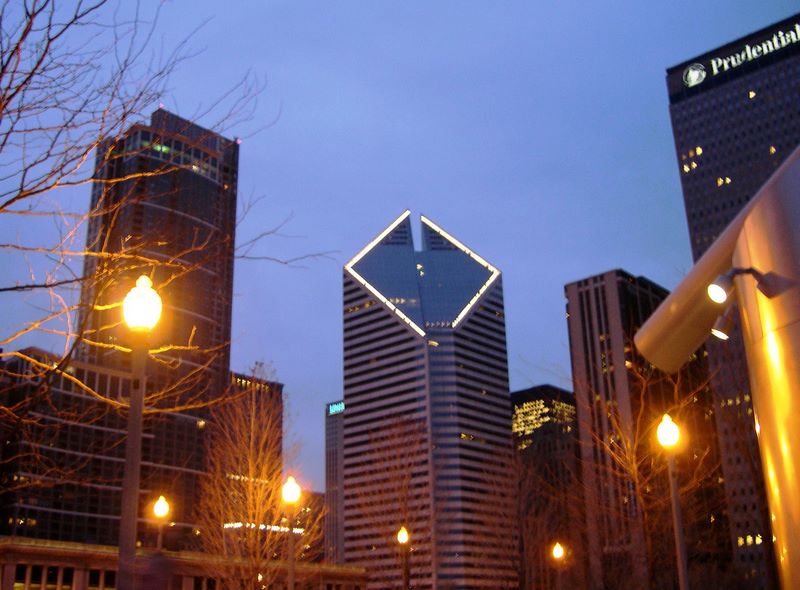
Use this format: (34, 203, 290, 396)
(666, 13, 800, 585)
(79, 109, 239, 399)
(342, 211, 517, 589)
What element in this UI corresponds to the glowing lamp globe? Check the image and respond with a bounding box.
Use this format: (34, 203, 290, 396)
(153, 495, 170, 519)
(707, 273, 733, 304)
(657, 414, 680, 449)
(552, 541, 565, 560)
(123, 275, 162, 332)
(282, 476, 301, 505)
(397, 526, 410, 545)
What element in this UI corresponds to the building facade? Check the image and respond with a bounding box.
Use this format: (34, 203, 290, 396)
(325, 400, 345, 564)
(510, 385, 585, 590)
(0, 537, 366, 590)
(565, 270, 728, 590)
(0, 348, 206, 549)
(79, 108, 239, 399)
(666, 13, 800, 585)
(342, 211, 517, 589)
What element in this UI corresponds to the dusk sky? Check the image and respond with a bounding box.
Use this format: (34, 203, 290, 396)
(3, 1, 796, 491)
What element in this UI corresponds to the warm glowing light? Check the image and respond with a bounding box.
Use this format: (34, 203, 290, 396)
(551, 541, 565, 560)
(707, 283, 728, 303)
(122, 275, 162, 331)
(153, 495, 170, 519)
(397, 526, 410, 545)
(711, 327, 730, 340)
(657, 414, 680, 449)
(282, 476, 301, 505)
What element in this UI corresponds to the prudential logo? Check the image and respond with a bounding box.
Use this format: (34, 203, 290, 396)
(683, 63, 707, 87)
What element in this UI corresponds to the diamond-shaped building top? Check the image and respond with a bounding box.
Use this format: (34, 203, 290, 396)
(345, 210, 499, 335)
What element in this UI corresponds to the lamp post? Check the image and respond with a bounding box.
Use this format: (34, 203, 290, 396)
(550, 541, 565, 590)
(118, 275, 162, 590)
(397, 526, 410, 590)
(153, 495, 170, 550)
(657, 414, 689, 590)
(282, 475, 301, 590)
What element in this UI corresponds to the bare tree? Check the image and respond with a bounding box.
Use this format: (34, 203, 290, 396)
(0, 0, 267, 400)
(565, 359, 732, 589)
(193, 369, 324, 588)
(0, 0, 270, 498)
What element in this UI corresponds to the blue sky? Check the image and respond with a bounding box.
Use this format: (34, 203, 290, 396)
(3, 1, 796, 490)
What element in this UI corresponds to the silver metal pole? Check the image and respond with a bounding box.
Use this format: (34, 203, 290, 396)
(667, 455, 690, 590)
(733, 162, 800, 590)
(118, 338, 147, 590)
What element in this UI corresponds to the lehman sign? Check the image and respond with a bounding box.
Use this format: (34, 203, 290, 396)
(683, 22, 800, 87)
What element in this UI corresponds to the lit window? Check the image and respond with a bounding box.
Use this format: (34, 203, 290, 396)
(717, 177, 724, 187)
(691, 162, 697, 169)
(738, 536, 745, 547)
(746, 535, 753, 546)
(748, 90, 757, 99)
(769, 146, 777, 155)
(683, 164, 690, 173)
(695, 146, 703, 156)
(726, 177, 732, 184)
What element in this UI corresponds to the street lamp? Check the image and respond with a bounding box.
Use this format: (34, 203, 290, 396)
(118, 275, 162, 590)
(397, 526, 410, 590)
(282, 476, 302, 590)
(657, 414, 689, 590)
(550, 541, 566, 590)
(153, 495, 170, 550)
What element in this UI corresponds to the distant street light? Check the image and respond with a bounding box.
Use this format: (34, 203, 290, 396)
(397, 526, 410, 590)
(153, 495, 170, 550)
(550, 541, 566, 590)
(118, 275, 162, 590)
(282, 476, 302, 590)
(657, 414, 689, 590)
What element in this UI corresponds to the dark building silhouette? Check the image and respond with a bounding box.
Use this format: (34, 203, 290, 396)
(666, 13, 800, 586)
(511, 385, 586, 590)
(566, 270, 728, 589)
(342, 211, 517, 589)
(0, 351, 280, 550)
(79, 108, 239, 399)
(0, 348, 206, 547)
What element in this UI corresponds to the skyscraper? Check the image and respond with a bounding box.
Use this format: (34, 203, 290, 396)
(666, 13, 800, 584)
(510, 385, 585, 590)
(79, 109, 239, 398)
(566, 270, 728, 590)
(342, 211, 517, 589)
(0, 110, 243, 552)
(325, 399, 346, 563)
